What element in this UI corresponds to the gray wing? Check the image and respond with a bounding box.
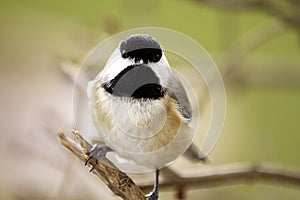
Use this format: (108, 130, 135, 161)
(168, 70, 192, 120)
(168, 70, 210, 162)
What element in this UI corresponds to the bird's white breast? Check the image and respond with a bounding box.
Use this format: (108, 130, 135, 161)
(88, 80, 193, 169)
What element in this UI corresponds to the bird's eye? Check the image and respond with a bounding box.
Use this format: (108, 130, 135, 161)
(152, 54, 160, 62)
(122, 53, 128, 58)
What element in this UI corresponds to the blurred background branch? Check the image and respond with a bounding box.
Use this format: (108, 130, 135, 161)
(221, 20, 286, 77)
(193, 0, 300, 31)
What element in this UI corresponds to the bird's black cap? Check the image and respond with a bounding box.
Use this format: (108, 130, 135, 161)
(119, 34, 162, 64)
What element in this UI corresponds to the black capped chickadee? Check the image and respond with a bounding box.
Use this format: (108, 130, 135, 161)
(86, 34, 195, 200)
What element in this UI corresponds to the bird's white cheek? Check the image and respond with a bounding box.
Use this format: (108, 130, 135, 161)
(100, 54, 133, 83)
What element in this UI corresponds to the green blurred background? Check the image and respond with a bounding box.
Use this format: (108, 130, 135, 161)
(1, 0, 300, 199)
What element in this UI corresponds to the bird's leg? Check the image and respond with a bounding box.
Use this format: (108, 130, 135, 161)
(85, 144, 113, 171)
(146, 169, 159, 200)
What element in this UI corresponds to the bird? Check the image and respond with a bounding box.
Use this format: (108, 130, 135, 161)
(86, 34, 197, 200)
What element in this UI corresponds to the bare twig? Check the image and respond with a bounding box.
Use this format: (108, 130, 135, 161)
(139, 163, 300, 191)
(58, 130, 146, 200)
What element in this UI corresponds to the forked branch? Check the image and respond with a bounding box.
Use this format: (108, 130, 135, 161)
(58, 130, 146, 200)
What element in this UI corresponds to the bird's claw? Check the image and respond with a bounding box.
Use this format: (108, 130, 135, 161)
(85, 144, 112, 171)
(146, 190, 158, 200)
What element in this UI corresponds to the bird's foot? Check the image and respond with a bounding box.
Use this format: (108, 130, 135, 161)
(146, 190, 158, 200)
(85, 144, 112, 171)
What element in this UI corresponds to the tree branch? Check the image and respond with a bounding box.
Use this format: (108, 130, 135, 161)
(58, 130, 300, 199)
(139, 163, 300, 191)
(58, 130, 146, 200)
